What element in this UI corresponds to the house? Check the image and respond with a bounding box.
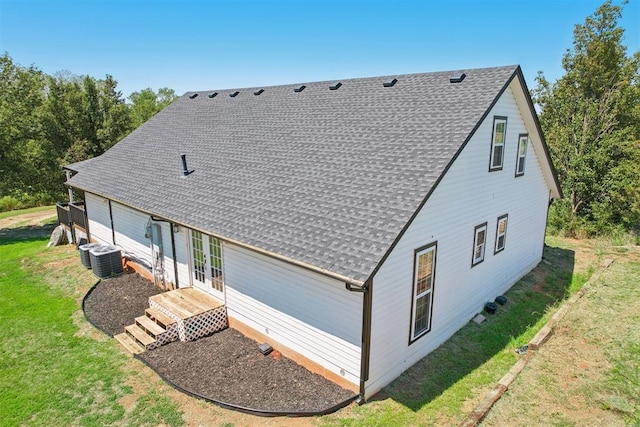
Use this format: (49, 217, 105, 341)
(62, 65, 561, 400)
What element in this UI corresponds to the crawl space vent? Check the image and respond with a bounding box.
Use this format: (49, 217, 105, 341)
(89, 245, 123, 278)
(79, 242, 102, 269)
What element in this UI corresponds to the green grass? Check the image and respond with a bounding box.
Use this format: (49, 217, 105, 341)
(0, 226, 184, 426)
(321, 240, 592, 426)
(0, 205, 56, 220)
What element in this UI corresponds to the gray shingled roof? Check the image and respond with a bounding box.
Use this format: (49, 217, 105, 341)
(67, 65, 520, 284)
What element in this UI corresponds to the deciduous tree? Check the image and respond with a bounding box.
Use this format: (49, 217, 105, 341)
(534, 0, 640, 235)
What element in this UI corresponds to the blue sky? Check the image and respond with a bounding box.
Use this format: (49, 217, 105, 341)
(1, 0, 638, 98)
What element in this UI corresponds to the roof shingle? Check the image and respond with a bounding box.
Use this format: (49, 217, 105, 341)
(67, 65, 519, 283)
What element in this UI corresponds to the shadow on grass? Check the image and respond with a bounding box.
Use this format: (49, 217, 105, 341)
(373, 244, 576, 412)
(0, 222, 57, 245)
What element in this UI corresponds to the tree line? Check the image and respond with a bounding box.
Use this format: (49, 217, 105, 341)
(0, 54, 177, 210)
(534, 0, 639, 237)
(1, 1, 638, 236)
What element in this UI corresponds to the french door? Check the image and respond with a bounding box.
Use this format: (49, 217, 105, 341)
(190, 230, 225, 301)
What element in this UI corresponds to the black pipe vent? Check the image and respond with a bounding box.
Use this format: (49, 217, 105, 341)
(449, 73, 466, 83)
(181, 154, 194, 176)
(208, 92, 218, 98)
(294, 85, 306, 92)
(383, 78, 398, 87)
(329, 82, 342, 90)
(189, 93, 199, 99)
(229, 91, 240, 97)
(254, 89, 264, 95)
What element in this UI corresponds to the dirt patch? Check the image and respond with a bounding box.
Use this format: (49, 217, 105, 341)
(138, 328, 356, 414)
(0, 209, 57, 230)
(83, 274, 163, 336)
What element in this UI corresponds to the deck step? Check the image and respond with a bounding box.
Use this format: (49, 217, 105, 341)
(145, 307, 176, 329)
(114, 332, 144, 355)
(135, 315, 166, 337)
(125, 324, 156, 348)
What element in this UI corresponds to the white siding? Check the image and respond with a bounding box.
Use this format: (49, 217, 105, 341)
(223, 243, 363, 386)
(85, 193, 112, 245)
(111, 202, 152, 270)
(85, 193, 187, 287)
(173, 228, 191, 289)
(365, 85, 551, 397)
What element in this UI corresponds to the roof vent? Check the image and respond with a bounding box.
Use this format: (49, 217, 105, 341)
(254, 89, 264, 95)
(181, 154, 194, 176)
(329, 82, 342, 90)
(449, 73, 466, 83)
(208, 92, 218, 98)
(383, 78, 398, 87)
(294, 85, 306, 93)
(229, 91, 240, 97)
(189, 93, 198, 99)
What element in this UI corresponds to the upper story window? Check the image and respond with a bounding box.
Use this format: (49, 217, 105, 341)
(515, 134, 528, 177)
(410, 242, 437, 343)
(494, 214, 508, 254)
(489, 117, 507, 171)
(472, 222, 488, 267)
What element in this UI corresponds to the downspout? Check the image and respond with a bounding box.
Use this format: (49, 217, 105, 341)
(151, 216, 180, 289)
(346, 279, 373, 403)
(543, 190, 553, 256)
(108, 200, 116, 245)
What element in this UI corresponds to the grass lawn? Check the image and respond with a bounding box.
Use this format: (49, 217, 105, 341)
(1, 207, 638, 426)
(0, 220, 184, 426)
(483, 241, 640, 425)
(320, 240, 594, 426)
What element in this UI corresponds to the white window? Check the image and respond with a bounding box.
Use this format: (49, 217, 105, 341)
(495, 215, 508, 253)
(410, 243, 437, 342)
(515, 134, 528, 176)
(489, 117, 507, 171)
(472, 223, 488, 266)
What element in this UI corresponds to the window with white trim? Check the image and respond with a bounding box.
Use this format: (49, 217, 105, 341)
(515, 134, 528, 176)
(472, 223, 488, 266)
(410, 243, 436, 342)
(489, 117, 507, 171)
(495, 214, 508, 254)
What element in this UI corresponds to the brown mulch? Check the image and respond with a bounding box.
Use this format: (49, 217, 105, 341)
(139, 329, 356, 413)
(83, 273, 356, 414)
(83, 273, 163, 336)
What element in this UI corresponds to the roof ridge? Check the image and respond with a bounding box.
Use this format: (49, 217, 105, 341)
(182, 64, 519, 96)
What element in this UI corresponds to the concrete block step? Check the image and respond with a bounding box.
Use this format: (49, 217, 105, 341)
(114, 332, 144, 355)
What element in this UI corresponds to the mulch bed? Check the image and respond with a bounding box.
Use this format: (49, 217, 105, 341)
(139, 329, 356, 413)
(83, 273, 356, 414)
(83, 273, 163, 336)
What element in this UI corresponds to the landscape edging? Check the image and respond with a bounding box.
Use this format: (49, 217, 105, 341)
(459, 258, 614, 427)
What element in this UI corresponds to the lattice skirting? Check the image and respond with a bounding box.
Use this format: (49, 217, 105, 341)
(156, 324, 180, 346)
(149, 301, 228, 342)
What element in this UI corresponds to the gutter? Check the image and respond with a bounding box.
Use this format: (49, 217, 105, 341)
(68, 189, 365, 288)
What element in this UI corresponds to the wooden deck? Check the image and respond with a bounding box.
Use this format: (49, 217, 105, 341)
(117, 287, 228, 353)
(149, 287, 224, 320)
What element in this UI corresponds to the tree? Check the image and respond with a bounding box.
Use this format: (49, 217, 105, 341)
(534, 0, 640, 235)
(129, 87, 177, 129)
(0, 54, 48, 199)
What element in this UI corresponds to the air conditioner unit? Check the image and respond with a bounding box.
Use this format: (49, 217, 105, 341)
(89, 245, 123, 278)
(79, 242, 103, 269)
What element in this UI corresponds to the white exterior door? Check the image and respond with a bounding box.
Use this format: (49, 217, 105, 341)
(190, 230, 225, 301)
